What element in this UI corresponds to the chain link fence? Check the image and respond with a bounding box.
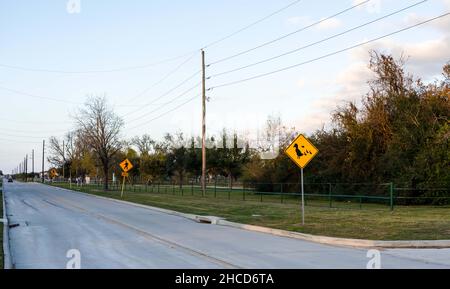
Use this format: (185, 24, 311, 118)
(49, 178, 450, 211)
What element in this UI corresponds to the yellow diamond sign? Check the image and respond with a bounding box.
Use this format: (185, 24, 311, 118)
(49, 168, 58, 178)
(119, 159, 133, 172)
(285, 134, 319, 169)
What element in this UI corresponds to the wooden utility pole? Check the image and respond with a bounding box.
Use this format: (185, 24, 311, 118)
(32, 149, 34, 175)
(201, 49, 207, 196)
(62, 140, 65, 180)
(42, 140, 45, 183)
(25, 155, 28, 182)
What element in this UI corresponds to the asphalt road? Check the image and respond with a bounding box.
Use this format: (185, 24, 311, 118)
(3, 181, 450, 269)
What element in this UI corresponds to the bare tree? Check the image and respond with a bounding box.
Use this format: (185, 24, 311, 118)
(75, 97, 123, 190)
(47, 132, 77, 177)
(132, 134, 155, 156)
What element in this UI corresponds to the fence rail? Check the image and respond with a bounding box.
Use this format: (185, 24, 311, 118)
(47, 178, 450, 211)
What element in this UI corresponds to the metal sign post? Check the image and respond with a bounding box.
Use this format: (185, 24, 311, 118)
(121, 173, 127, 198)
(119, 159, 133, 198)
(284, 134, 319, 225)
(301, 168, 305, 225)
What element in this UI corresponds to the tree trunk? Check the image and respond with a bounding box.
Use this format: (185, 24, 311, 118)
(103, 164, 109, 191)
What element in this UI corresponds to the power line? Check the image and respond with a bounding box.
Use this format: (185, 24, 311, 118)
(125, 82, 201, 123)
(127, 94, 201, 131)
(209, 0, 427, 78)
(0, 85, 82, 104)
(0, 116, 72, 125)
(0, 137, 43, 144)
(0, 131, 58, 139)
(119, 52, 198, 105)
(116, 98, 200, 108)
(202, 0, 304, 49)
(0, 50, 198, 74)
(0, 1, 303, 75)
(0, 127, 69, 134)
(121, 71, 201, 119)
(209, 12, 450, 90)
(208, 0, 371, 66)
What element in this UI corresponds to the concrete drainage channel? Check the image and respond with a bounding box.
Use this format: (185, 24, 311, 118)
(195, 216, 224, 225)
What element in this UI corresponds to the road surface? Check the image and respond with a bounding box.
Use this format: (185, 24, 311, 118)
(3, 181, 450, 269)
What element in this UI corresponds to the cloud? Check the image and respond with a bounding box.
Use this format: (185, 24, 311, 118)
(349, 36, 450, 79)
(286, 16, 312, 26)
(404, 12, 450, 34)
(297, 79, 306, 88)
(353, 0, 382, 14)
(316, 17, 342, 30)
(286, 0, 449, 133)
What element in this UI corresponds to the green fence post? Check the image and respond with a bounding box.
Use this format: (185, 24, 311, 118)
(390, 182, 394, 211)
(214, 179, 217, 198)
(281, 183, 284, 204)
(214, 178, 217, 198)
(329, 183, 332, 208)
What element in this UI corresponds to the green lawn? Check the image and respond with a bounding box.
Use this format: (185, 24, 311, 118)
(50, 182, 450, 241)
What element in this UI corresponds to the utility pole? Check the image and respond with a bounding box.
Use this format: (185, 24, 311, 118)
(70, 139, 73, 188)
(42, 140, 45, 183)
(62, 140, 65, 181)
(25, 154, 28, 182)
(32, 149, 35, 176)
(201, 49, 207, 197)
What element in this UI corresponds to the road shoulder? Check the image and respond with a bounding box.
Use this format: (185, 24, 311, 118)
(2, 184, 13, 269)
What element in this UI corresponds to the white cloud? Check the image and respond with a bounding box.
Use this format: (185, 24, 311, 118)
(353, 0, 382, 14)
(316, 17, 342, 30)
(297, 79, 305, 88)
(286, 16, 312, 26)
(350, 36, 450, 79)
(289, 7, 450, 133)
(404, 12, 450, 34)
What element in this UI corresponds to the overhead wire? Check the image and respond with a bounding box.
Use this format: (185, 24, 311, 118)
(208, 0, 371, 66)
(127, 93, 201, 131)
(202, 0, 304, 49)
(208, 12, 450, 90)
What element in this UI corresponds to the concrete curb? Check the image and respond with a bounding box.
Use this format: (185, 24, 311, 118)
(215, 220, 450, 249)
(2, 185, 13, 269)
(44, 183, 450, 249)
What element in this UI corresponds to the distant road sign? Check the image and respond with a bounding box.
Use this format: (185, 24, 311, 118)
(119, 159, 133, 172)
(121, 172, 129, 177)
(285, 134, 319, 169)
(49, 168, 58, 178)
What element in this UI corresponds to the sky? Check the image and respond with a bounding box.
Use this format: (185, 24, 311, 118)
(0, 0, 449, 173)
